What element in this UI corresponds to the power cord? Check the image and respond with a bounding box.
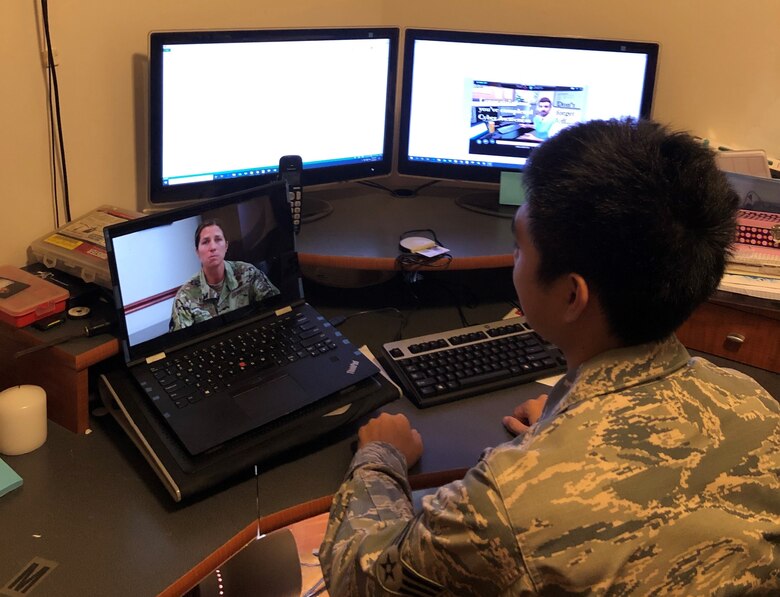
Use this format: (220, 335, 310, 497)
(328, 307, 407, 341)
(41, 0, 71, 225)
(357, 179, 441, 198)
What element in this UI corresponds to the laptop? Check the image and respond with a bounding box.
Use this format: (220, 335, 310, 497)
(104, 181, 378, 455)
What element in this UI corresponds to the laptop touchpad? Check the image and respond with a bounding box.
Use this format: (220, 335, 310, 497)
(232, 374, 309, 423)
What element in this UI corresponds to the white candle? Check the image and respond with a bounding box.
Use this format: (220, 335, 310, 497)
(0, 385, 48, 455)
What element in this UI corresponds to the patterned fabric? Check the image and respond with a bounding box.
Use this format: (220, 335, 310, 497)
(169, 260, 279, 330)
(319, 335, 780, 595)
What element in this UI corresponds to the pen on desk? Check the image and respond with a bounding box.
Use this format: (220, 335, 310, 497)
(14, 319, 114, 358)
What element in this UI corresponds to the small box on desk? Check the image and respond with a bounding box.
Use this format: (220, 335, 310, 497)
(27, 205, 143, 289)
(0, 266, 69, 327)
(21, 262, 101, 309)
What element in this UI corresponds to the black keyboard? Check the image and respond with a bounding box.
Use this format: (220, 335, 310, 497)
(381, 316, 566, 408)
(146, 311, 337, 409)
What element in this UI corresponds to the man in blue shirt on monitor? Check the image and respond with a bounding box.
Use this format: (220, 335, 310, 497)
(523, 96, 558, 141)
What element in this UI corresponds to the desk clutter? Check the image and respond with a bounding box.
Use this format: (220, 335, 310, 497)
(27, 204, 143, 289)
(0, 265, 68, 328)
(721, 172, 780, 301)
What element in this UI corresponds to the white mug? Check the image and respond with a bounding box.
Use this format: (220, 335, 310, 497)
(0, 385, 48, 455)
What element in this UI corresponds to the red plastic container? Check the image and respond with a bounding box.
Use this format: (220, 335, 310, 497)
(0, 266, 68, 327)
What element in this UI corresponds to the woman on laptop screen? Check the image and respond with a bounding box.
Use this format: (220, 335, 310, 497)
(169, 219, 279, 331)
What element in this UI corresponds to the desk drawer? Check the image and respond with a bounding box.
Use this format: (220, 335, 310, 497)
(676, 301, 779, 373)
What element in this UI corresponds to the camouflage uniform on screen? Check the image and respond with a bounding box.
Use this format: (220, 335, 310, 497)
(319, 335, 780, 595)
(169, 260, 279, 331)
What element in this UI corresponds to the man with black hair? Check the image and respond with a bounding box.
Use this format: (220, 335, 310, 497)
(319, 119, 780, 595)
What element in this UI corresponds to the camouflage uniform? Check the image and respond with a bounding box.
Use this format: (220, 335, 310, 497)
(169, 260, 279, 330)
(319, 335, 780, 595)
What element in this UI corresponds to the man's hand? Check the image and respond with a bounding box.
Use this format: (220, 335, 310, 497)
(503, 393, 548, 435)
(358, 413, 424, 469)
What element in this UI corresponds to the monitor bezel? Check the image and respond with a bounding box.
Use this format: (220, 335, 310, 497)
(397, 28, 660, 184)
(148, 27, 400, 204)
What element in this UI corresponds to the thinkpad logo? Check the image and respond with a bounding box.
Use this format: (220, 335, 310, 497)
(346, 360, 360, 375)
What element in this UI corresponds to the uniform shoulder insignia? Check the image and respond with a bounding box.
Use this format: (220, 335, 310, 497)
(375, 545, 443, 596)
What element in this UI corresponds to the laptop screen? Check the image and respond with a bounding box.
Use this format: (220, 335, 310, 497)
(106, 182, 300, 363)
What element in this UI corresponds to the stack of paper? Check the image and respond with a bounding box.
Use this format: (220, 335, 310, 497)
(719, 273, 780, 301)
(726, 245, 780, 278)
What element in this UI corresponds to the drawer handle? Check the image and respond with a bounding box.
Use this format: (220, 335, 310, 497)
(725, 333, 746, 345)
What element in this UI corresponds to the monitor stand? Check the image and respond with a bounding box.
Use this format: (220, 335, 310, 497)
(455, 191, 516, 219)
(301, 197, 334, 224)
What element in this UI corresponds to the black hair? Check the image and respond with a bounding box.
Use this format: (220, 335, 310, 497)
(522, 118, 738, 345)
(538, 97, 552, 105)
(194, 219, 226, 248)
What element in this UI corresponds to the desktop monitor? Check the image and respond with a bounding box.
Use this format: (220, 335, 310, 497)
(148, 27, 399, 217)
(397, 29, 659, 215)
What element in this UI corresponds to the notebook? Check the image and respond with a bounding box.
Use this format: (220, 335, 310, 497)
(104, 181, 378, 455)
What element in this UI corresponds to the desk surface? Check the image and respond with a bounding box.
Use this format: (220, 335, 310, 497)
(296, 185, 515, 271)
(1, 277, 778, 596)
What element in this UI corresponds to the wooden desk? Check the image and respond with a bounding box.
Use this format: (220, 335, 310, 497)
(0, 320, 118, 433)
(0, 291, 776, 597)
(297, 186, 515, 274)
(161, 472, 466, 597)
(675, 291, 780, 373)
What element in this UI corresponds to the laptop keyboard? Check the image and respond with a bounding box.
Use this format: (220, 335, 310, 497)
(148, 311, 337, 409)
(381, 317, 566, 408)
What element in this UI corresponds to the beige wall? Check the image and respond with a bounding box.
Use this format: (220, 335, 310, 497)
(2, 0, 779, 266)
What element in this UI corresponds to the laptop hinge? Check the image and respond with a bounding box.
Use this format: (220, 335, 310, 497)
(275, 305, 293, 317)
(146, 352, 167, 364)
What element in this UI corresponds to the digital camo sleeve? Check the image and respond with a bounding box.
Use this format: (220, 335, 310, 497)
(169, 292, 193, 331)
(319, 442, 531, 596)
(250, 269, 280, 302)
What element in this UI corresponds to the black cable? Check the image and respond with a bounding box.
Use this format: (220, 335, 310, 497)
(395, 252, 453, 270)
(408, 179, 440, 194)
(395, 226, 453, 276)
(328, 307, 408, 342)
(47, 67, 59, 228)
(356, 180, 393, 192)
(508, 298, 524, 315)
(438, 279, 475, 327)
(41, 0, 71, 222)
(356, 179, 441, 198)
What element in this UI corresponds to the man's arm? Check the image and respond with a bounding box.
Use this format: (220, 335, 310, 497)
(319, 416, 530, 595)
(249, 267, 280, 301)
(169, 292, 193, 331)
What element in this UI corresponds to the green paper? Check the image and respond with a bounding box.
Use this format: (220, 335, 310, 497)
(499, 171, 526, 206)
(0, 457, 23, 498)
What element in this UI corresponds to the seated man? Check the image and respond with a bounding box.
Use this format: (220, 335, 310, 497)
(520, 96, 558, 141)
(170, 219, 279, 331)
(319, 119, 780, 595)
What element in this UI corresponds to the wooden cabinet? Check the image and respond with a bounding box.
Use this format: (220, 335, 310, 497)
(676, 296, 779, 373)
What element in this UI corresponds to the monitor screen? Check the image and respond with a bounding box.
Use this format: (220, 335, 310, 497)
(148, 28, 399, 204)
(398, 29, 659, 184)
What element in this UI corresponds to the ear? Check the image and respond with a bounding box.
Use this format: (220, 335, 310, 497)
(562, 273, 589, 323)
